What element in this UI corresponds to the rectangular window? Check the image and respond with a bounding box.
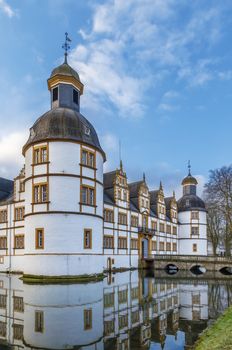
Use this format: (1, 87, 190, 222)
(84, 229, 92, 249)
(84, 309, 92, 330)
(52, 87, 58, 102)
(191, 227, 199, 236)
(131, 238, 138, 250)
(19, 181, 25, 193)
(33, 183, 48, 203)
(0, 294, 6, 308)
(193, 243, 197, 252)
(103, 235, 114, 249)
(0, 237, 7, 250)
(159, 223, 165, 232)
(191, 211, 199, 220)
(131, 287, 138, 300)
(159, 241, 164, 251)
(13, 324, 23, 340)
(166, 225, 171, 234)
(118, 212, 127, 225)
(104, 209, 114, 223)
(14, 207, 25, 221)
(118, 237, 127, 249)
(14, 235, 24, 249)
(33, 146, 48, 164)
(131, 310, 139, 324)
(131, 215, 138, 227)
(0, 210, 7, 224)
(81, 149, 95, 168)
(173, 226, 177, 235)
(35, 229, 44, 249)
(13, 296, 24, 312)
(173, 242, 177, 252)
(119, 314, 128, 329)
(35, 311, 44, 333)
(118, 289, 128, 304)
(166, 242, 171, 251)
(81, 186, 95, 206)
(0, 321, 6, 337)
(152, 241, 157, 251)
(73, 89, 79, 104)
(104, 292, 114, 308)
(104, 320, 114, 335)
(151, 221, 157, 230)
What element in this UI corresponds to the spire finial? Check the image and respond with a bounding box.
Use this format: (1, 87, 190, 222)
(62, 32, 71, 63)
(143, 172, 146, 182)
(159, 181, 163, 191)
(120, 159, 123, 171)
(173, 190, 176, 199)
(188, 160, 191, 176)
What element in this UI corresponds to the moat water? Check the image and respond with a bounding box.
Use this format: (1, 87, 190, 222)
(1, 270, 232, 350)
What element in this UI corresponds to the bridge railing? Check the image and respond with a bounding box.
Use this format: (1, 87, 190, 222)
(153, 254, 232, 263)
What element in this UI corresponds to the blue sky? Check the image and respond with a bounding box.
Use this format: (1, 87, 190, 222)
(1, 0, 232, 197)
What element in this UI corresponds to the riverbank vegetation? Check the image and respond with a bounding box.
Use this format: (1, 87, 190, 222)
(195, 306, 232, 350)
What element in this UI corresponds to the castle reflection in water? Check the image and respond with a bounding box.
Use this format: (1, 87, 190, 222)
(0, 271, 232, 350)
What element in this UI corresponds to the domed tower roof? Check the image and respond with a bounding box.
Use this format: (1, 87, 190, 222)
(178, 162, 206, 212)
(181, 174, 198, 186)
(23, 33, 105, 160)
(50, 62, 80, 81)
(22, 108, 106, 160)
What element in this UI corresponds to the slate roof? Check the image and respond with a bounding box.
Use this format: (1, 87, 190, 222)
(22, 107, 106, 160)
(103, 171, 116, 189)
(128, 181, 143, 198)
(0, 177, 14, 203)
(178, 194, 206, 212)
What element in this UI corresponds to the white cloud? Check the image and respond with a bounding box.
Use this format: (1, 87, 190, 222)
(0, 0, 15, 17)
(0, 131, 27, 179)
(70, 0, 225, 119)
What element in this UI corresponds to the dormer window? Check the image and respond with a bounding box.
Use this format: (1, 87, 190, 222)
(73, 89, 79, 104)
(84, 125, 91, 136)
(52, 87, 58, 102)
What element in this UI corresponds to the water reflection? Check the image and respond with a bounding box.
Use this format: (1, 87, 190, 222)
(0, 271, 231, 350)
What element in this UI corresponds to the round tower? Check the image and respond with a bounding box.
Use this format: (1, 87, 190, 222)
(177, 164, 207, 256)
(22, 36, 106, 280)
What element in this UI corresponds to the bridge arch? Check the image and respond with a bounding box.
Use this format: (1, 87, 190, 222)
(219, 266, 232, 275)
(165, 263, 179, 275)
(190, 264, 206, 275)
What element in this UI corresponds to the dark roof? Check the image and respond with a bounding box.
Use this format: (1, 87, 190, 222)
(178, 194, 206, 212)
(128, 181, 143, 198)
(50, 62, 80, 81)
(103, 171, 116, 189)
(150, 190, 159, 204)
(22, 107, 106, 160)
(104, 191, 114, 206)
(164, 197, 173, 210)
(0, 177, 14, 202)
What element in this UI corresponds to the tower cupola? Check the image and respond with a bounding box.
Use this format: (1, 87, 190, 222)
(181, 161, 198, 195)
(47, 33, 84, 112)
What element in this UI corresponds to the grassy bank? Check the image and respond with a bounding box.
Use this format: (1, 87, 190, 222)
(195, 306, 232, 350)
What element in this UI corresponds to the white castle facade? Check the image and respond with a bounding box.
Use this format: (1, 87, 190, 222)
(0, 57, 207, 280)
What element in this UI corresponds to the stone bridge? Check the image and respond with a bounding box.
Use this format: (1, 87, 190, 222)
(143, 255, 232, 273)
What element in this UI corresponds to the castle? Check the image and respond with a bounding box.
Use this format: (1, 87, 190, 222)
(0, 45, 207, 280)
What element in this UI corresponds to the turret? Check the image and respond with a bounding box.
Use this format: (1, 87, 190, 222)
(22, 34, 106, 280)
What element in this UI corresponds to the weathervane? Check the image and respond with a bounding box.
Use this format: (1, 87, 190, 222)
(188, 160, 191, 176)
(62, 32, 71, 63)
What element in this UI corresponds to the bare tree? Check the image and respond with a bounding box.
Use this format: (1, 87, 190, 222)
(204, 166, 232, 256)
